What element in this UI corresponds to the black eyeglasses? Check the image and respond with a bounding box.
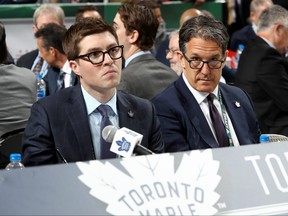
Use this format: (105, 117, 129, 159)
(74, 45, 124, 65)
(183, 53, 224, 70)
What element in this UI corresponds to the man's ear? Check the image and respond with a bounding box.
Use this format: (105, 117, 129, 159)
(128, 30, 139, 44)
(177, 51, 186, 69)
(69, 60, 81, 77)
(49, 47, 57, 56)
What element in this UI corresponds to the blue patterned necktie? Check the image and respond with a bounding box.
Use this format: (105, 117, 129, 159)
(97, 104, 116, 159)
(33, 57, 44, 75)
(207, 94, 229, 147)
(57, 70, 65, 92)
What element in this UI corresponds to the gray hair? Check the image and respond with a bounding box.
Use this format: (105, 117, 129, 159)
(257, 5, 288, 32)
(169, 29, 179, 40)
(179, 15, 229, 56)
(33, 4, 65, 26)
(250, 0, 273, 13)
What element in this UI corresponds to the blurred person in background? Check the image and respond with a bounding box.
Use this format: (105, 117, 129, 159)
(166, 29, 182, 76)
(16, 4, 65, 77)
(35, 23, 78, 96)
(235, 5, 288, 136)
(75, 5, 102, 23)
(113, 2, 177, 100)
(0, 22, 36, 137)
(229, 0, 273, 52)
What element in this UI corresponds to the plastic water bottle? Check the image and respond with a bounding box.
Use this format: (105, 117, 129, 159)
(5, 153, 25, 170)
(235, 44, 245, 69)
(259, 134, 270, 143)
(36, 74, 46, 100)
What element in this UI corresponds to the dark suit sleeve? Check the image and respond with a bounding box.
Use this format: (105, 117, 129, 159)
(118, 91, 164, 154)
(152, 96, 191, 153)
(148, 103, 165, 154)
(22, 101, 59, 166)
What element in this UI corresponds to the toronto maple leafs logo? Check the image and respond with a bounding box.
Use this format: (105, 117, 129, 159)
(77, 150, 220, 215)
(116, 137, 131, 152)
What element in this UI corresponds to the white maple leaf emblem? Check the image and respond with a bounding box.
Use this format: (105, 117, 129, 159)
(77, 149, 220, 215)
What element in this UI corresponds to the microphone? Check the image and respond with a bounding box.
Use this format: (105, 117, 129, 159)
(102, 125, 154, 157)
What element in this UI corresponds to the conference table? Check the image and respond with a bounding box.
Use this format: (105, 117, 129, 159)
(0, 141, 287, 215)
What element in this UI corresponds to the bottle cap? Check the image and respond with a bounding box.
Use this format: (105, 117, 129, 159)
(238, 44, 245, 50)
(10, 153, 21, 161)
(259, 135, 270, 143)
(37, 74, 43, 79)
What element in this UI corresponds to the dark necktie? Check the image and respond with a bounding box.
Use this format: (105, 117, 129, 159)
(57, 70, 65, 92)
(207, 94, 229, 147)
(97, 104, 116, 159)
(33, 58, 44, 75)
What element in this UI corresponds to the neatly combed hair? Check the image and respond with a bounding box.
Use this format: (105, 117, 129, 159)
(33, 4, 65, 26)
(117, 3, 159, 51)
(75, 5, 101, 23)
(124, 0, 162, 9)
(63, 17, 119, 61)
(179, 15, 229, 57)
(0, 22, 8, 64)
(35, 23, 67, 54)
(257, 5, 288, 32)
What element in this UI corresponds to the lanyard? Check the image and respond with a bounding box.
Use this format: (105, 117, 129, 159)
(218, 91, 234, 146)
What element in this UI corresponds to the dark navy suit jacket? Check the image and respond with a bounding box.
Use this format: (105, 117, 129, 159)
(16, 49, 38, 69)
(22, 85, 164, 166)
(229, 25, 256, 52)
(43, 67, 78, 96)
(152, 75, 260, 153)
(235, 36, 288, 135)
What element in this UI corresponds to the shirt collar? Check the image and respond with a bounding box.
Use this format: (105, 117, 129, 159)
(61, 60, 72, 75)
(124, 50, 151, 67)
(259, 36, 276, 49)
(81, 85, 118, 116)
(182, 73, 219, 104)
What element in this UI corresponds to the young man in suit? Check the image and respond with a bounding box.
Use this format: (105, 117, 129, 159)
(152, 16, 260, 153)
(235, 5, 288, 136)
(22, 17, 164, 167)
(113, 2, 178, 100)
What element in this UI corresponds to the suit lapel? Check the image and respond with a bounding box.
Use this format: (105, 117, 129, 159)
(175, 76, 218, 148)
(219, 83, 244, 144)
(65, 85, 94, 159)
(116, 91, 136, 130)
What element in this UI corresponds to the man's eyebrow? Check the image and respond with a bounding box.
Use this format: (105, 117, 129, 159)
(84, 44, 119, 53)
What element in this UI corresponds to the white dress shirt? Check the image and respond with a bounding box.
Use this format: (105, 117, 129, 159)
(61, 60, 72, 88)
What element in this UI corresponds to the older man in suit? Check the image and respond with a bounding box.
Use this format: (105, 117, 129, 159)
(22, 18, 164, 166)
(113, 2, 178, 100)
(16, 4, 65, 76)
(235, 5, 288, 136)
(229, 0, 273, 52)
(152, 16, 260, 153)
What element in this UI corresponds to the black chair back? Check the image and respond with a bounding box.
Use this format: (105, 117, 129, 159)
(0, 128, 25, 169)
